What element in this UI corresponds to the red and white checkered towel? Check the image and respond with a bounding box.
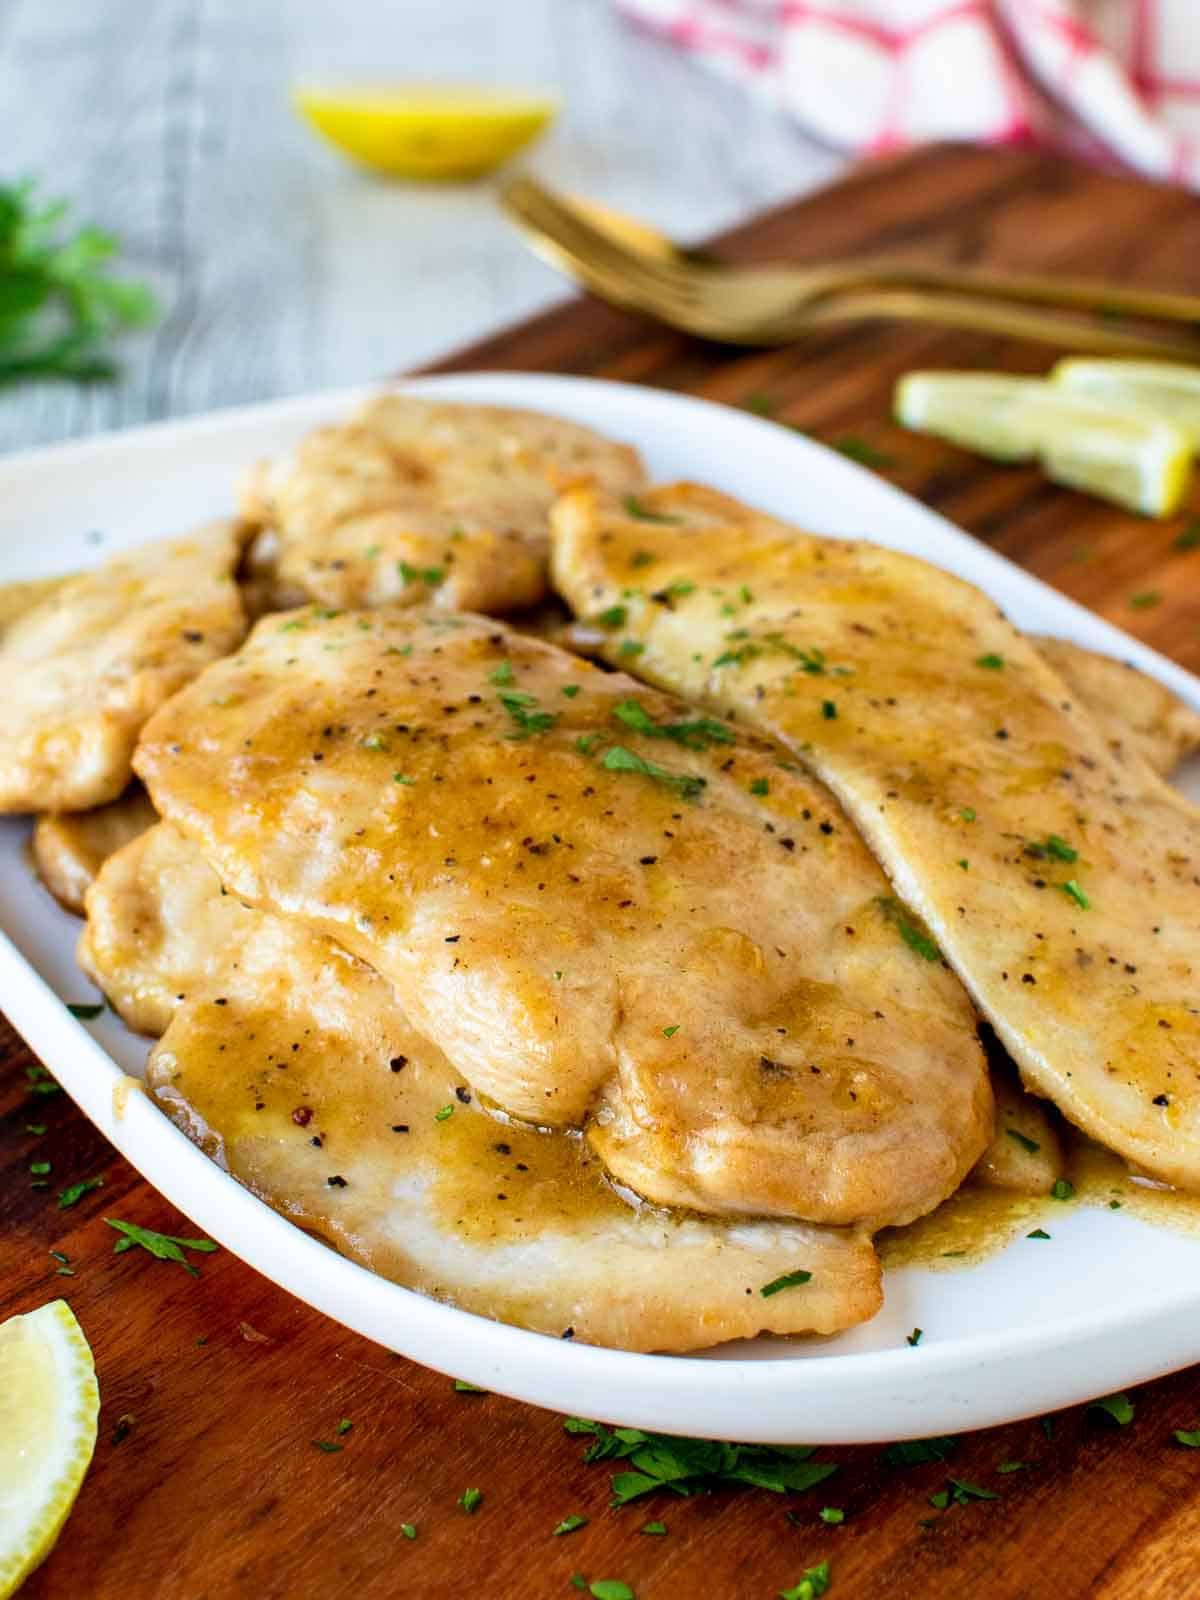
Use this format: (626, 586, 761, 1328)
(617, 0, 1200, 187)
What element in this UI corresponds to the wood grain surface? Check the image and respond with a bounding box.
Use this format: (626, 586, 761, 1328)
(7, 144, 1200, 1600)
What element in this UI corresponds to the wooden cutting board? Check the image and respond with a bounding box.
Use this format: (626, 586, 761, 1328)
(6, 144, 1200, 1600)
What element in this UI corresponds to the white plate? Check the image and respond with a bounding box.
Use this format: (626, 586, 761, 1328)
(4, 372, 1200, 1445)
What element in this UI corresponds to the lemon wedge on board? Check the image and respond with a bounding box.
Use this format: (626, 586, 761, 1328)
(1052, 358, 1200, 447)
(0, 1301, 99, 1598)
(293, 86, 559, 180)
(895, 370, 1192, 516)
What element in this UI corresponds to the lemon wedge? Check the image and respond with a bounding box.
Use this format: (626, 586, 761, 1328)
(896, 370, 1192, 516)
(0, 1301, 99, 1598)
(1052, 358, 1200, 447)
(895, 372, 1044, 461)
(293, 86, 559, 180)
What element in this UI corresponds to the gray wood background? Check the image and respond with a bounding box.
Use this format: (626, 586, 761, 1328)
(0, 0, 841, 453)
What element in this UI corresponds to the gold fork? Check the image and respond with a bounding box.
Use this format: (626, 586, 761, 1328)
(500, 176, 1200, 357)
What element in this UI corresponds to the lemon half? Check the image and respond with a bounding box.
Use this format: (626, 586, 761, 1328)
(0, 1301, 99, 1598)
(294, 86, 559, 180)
(896, 370, 1192, 516)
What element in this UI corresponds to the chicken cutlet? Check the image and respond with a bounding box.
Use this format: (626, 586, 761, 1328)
(550, 481, 1200, 1191)
(0, 522, 247, 813)
(1035, 636, 1200, 777)
(85, 823, 880, 1348)
(134, 608, 990, 1228)
(33, 784, 157, 914)
(238, 395, 645, 617)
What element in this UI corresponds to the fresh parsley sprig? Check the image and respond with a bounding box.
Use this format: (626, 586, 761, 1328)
(0, 180, 156, 385)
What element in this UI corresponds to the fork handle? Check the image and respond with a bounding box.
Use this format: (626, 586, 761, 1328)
(839, 262, 1200, 331)
(797, 286, 1200, 360)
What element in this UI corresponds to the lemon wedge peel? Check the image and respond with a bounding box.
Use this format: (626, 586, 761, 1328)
(0, 1300, 99, 1599)
(292, 86, 560, 180)
(895, 370, 1193, 517)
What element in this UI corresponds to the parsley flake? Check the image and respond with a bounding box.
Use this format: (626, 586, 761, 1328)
(618, 640, 645, 657)
(562, 684, 581, 698)
(67, 1001, 104, 1019)
(397, 560, 444, 587)
(434, 1104, 454, 1123)
(1129, 591, 1161, 610)
(821, 700, 837, 720)
(393, 773, 415, 785)
(57, 1176, 103, 1209)
(880, 1436, 957, 1468)
(1174, 520, 1200, 551)
(1060, 879, 1090, 910)
(819, 1506, 845, 1523)
(1006, 1128, 1041, 1155)
(662, 1025, 680, 1039)
(30, 1161, 50, 1176)
(976, 654, 1005, 670)
(499, 689, 557, 739)
(1088, 1393, 1135, 1426)
(624, 494, 681, 524)
(835, 435, 895, 469)
(640, 1521, 667, 1535)
(105, 1217, 218, 1274)
(312, 1440, 343, 1454)
(596, 605, 628, 628)
(779, 1560, 831, 1600)
(488, 661, 514, 686)
(600, 744, 706, 802)
(459, 1487, 483, 1514)
(402, 1523, 418, 1539)
(1027, 1228, 1051, 1240)
(590, 1584, 635, 1600)
(760, 1268, 813, 1298)
(553, 1514, 588, 1536)
(1051, 1178, 1075, 1201)
(1174, 1427, 1200, 1448)
(612, 698, 732, 751)
(906, 1327, 923, 1347)
(454, 1379, 488, 1394)
(876, 896, 940, 962)
(959, 807, 976, 822)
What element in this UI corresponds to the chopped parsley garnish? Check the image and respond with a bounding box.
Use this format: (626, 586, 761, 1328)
(1088, 1392, 1135, 1426)
(600, 745, 706, 802)
(576, 733, 604, 756)
(1027, 1228, 1051, 1240)
(589, 1583, 635, 1600)
(662, 1025, 680, 1039)
(623, 494, 681, 524)
(1174, 520, 1200, 551)
(30, 1161, 50, 1176)
(434, 1104, 454, 1123)
(489, 661, 515, 686)
(743, 392, 776, 416)
(934, 1479, 999, 1508)
(26, 1123, 47, 1135)
(553, 1514, 588, 1536)
(906, 1328, 923, 1347)
(562, 684, 581, 698)
(630, 549, 655, 568)
(312, 1439, 343, 1454)
(1025, 834, 1078, 863)
(1129, 591, 1161, 609)
(1060, 879, 1090, 910)
(105, 1218, 218, 1274)
(564, 1417, 836, 1503)
(1051, 1178, 1075, 1200)
(596, 605, 628, 628)
(835, 435, 895, 468)
(641, 1521, 667, 1535)
(1006, 1128, 1041, 1155)
(959, 807, 976, 822)
(819, 1507, 845, 1524)
(397, 560, 444, 587)
(618, 640, 645, 657)
(760, 1268, 813, 1299)
(57, 1176, 103, 1209)
(750, 777, 769, 796)
(1174, 1427, 1200, 1447)
(975, 654, 1005, 669)
(779, 1560, 831, 1600)
(459, 1487, 483, 1513)
(612, 698, 733, 751)
(67, 1001, 104, 1019)
(879, 1436, 957, 1469)
(876, 897, 940, 962)
(821, 700, 837, 720)
(498, 689, 557, 739)
(957, 859, 969, 870)
(454, 1379, 488, 1394)
(401, 1523, 418, 1539)
(393, 773, 415, 785)
(998, 1461, 1031, 1473)
(337, 1419, 353, 1435)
